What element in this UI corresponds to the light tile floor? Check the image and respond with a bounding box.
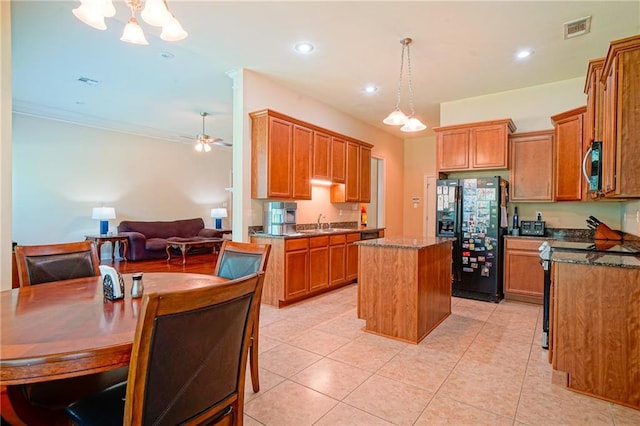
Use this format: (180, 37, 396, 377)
(244, 284, 640, 425)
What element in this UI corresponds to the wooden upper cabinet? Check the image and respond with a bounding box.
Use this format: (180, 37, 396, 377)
(312, 131, 331, 181)
(601, 34, 640, 198)
(551, 106, 586, 202)
(470, 123, 512, 169)
(345, 142, 360, 202)
(509, 130, 554, 202)
(436, 128, 469, 171)
(434, 119, 516, 172)
(331, 136, 346, 183)
(251, 111, 293, 199)
(331, 142, 371, 203)
(292, 125, 312, 200)
(584, 58, 605, 145)
(251, 109, 373, 201)
(359, 146, 371, 203)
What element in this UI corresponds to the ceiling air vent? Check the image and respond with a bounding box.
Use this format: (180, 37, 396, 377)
(564, 16, 592, 39)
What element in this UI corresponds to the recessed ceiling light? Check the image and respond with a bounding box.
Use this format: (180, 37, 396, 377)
(364, 85, 378, 93)
(294, 42, 314, 54)
(516, 49, 533, 59)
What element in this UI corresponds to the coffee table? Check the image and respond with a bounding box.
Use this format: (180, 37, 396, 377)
(166, 238, 224, 265)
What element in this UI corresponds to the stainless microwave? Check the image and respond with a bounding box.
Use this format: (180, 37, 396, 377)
(582, 141, 602, 192)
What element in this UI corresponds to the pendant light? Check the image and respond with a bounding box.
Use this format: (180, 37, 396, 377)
(383, 38, 427, 132)
(72, 0, 187, 45)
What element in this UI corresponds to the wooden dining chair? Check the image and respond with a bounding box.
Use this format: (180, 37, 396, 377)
(214, 241, 271, 393)
(66, 272, 265, 426)
(13, 241, 129, 417)
(15, 241, 101, 287)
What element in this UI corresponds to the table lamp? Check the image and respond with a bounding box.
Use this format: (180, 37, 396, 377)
(92, 207, 116, 235)
(210, 208, 228, 230)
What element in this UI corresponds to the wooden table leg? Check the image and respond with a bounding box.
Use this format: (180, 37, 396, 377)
(166, 244, 173, 263)
(121, 239, 128, 261)
(96, 241, 105, 263)
(181, 245, 189, 265)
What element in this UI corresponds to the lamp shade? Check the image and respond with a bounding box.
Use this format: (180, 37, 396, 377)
(120, 17, 149, 45)
(210, 208, 228, 218)
(92, 207, 116, 220)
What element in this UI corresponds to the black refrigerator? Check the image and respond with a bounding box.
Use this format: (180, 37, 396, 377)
(436, 177, 508, 302)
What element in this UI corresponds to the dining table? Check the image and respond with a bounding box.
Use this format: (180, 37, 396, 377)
(1, 272, 229, 425)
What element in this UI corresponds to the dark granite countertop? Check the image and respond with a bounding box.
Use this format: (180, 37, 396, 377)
(355, 236, 453, 249)
(252, 227, 384, 239)
(552, 251, 640, 269)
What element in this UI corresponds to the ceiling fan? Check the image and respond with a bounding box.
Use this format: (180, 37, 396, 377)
(190, 112, 230, 152)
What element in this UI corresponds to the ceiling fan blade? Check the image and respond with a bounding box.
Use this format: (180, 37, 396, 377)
(213, 140, 232, 147)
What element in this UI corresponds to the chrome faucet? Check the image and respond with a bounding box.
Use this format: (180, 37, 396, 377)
(317, 214, 324, 230)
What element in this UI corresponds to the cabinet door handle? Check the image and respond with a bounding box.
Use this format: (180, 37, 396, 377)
(582, 145, 593, 188)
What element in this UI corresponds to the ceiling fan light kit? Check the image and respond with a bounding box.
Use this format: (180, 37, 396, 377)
(193, 112, 225, 153)
(383, 37, 426, 132)
(72, 0, 187, 45)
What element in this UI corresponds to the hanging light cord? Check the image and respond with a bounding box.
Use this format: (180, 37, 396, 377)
(393, 41, 406, 110)
(405, 38, 416, 117)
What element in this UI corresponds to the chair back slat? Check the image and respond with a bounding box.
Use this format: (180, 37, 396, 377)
(15, 241, 100, 286)
(214, 241, 271, 278)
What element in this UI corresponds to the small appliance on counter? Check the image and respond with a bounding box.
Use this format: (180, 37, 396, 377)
(263, 202, 297, 235)
(520, 220, 545, 236)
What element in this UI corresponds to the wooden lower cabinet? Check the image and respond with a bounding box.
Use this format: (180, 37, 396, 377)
(329, 234, 346, 286)
(284, 238, 309, 300)
(309, 236, 329, 291)
(252, 233, 359, 307)
(551, 261, 640, 409)
(503, 237, 548, 304)
(346, 233, 360, 281)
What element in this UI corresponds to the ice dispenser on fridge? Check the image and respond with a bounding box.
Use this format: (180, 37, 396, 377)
(263, 202, 297, 235)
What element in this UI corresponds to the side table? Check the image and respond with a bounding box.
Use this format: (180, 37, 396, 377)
(85, 234, 128, 262)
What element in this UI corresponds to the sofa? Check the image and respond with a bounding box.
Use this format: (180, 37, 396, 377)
(117, 218, 224, 261)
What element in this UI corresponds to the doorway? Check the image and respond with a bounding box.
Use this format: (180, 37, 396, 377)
(424, 175, 436, 238)
(367, 157, 384, 228)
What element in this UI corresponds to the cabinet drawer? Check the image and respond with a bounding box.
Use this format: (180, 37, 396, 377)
(330, 234, 346, 245)
(286, 238, 309, 251)
(346, 232, 360, 243)
(505, 238, 547, 251)
(309, 236, 329, 248)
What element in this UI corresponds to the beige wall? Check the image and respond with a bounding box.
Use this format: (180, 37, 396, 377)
(241, 70, 405, 237)
(403, 134, 437, 237)
(623, 201, 640, 237)
(12, 114, 233, 246)
(439, 77, 628, 233)
(1, 1, 12, 289)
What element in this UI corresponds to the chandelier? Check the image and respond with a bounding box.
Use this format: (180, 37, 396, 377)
(72, 0, 188, 45)
(382, 38, 427, 132)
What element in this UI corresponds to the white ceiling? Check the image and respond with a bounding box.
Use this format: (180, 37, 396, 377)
(10, 1, 640, 146)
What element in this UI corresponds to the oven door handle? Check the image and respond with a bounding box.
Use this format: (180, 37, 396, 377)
(582, 145, 593, 187)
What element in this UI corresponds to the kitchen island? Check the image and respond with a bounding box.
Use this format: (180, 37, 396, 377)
(550, 251, 640, 409)
(355, 236, 453, 344)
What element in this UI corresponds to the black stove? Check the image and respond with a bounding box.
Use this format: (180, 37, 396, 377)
(538, 240, 639, 349)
